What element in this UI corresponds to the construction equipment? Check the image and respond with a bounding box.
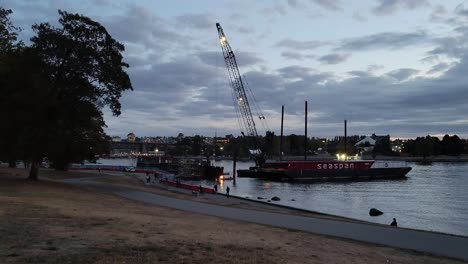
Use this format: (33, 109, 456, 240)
(216, 23, 264, 165)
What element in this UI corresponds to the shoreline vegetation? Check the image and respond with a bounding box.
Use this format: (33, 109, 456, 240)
(1, 167, 465, 263)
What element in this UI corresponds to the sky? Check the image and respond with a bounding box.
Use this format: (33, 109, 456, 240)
(2, 0, 468, 139)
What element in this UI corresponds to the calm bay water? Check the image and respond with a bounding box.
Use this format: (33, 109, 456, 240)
(98, 158, 468, 236)
(213, 160, 468, 236)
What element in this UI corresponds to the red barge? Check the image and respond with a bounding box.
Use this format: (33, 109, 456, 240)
(239, 160, 412, 182)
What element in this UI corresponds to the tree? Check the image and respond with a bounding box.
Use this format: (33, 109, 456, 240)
(1, 10, 132, 180)
(0, 47, 51, 168)
(441, 134, 463, 156)
(0, 7, 21, 54)
(0, 8, 30, 167)
(28, 10, 132, 178)
(415, 136, 434, 159)
(373, 135, 391, 155)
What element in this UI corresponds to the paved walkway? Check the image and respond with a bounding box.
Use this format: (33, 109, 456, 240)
(65, 177, 468, 261)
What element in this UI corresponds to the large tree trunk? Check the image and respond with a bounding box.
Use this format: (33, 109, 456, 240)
(8, 160, 16, 168)
(28, 160, 40, 180)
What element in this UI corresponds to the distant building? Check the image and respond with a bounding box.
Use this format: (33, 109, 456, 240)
(355, 134, 390, 153)
(112, 136, 121, 142)
(214, 137, 229, 145)
(127, 132, 136, 142)
(355, 136, 376, 152)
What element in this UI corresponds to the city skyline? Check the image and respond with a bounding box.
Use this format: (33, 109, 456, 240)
(4, 0, 468, 138)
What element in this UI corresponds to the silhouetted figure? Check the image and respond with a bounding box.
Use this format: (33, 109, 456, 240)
(146, 174, 150, 183)
(213, 184, 218, 193)
(390, 218, 398, 227)
(226, 186, 230, 198)
(199, 185, 203, 194)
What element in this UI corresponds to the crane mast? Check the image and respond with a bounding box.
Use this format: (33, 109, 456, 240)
(216, 23, 259, 140)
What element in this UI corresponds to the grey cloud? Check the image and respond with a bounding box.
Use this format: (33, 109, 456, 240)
(237, 26, 254, 34)
(352, 11, 367, 22)
(198, 51, 264, 67)
(430, 5, 447, 22)
(175, 14, 214, 29)
(105, 6, 185, 51)
(244, 58, 468, 137)
(287, 0, 300, 8)
(8, 0, 468, 138)
(420, 55, 438, 64)
(309, 0, 342, 11)
(275, 39, 329, 50)
(117, 53, 468, 137)
(277, 65, 314, 78)
(427, 62, 451, 75)
(261, 5, 288, 17)
(233, 51, 265, 66)
(429, 37, 467, 58)
(367, 64, 385, 72)
(339, 31, 429, 51)
(454, 26, 468, 34)
(386, 68, 419, 81)
(318, 53, 349, 64)
(281, 51, 316, 60)
(129, 59, 219, 97)
(373, 0, 429, 15)
(286, 0, 341, 11)
(348, 71, 373, 78)
(455, 3, 468, 18)
(281, 51, 304, 60)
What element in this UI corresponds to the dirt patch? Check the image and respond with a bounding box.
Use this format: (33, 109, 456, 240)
(0, 168, 464, 264)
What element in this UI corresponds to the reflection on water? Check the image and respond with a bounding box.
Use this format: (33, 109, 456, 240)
(210, 160, 468, 236)
(98, 158, 468, 236)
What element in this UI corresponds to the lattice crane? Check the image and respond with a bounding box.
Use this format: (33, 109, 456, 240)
(216, 23, 264, 165)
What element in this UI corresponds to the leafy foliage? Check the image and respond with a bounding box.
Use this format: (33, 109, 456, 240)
(0, 8, 132, 179)
(0, 7, 21, 54)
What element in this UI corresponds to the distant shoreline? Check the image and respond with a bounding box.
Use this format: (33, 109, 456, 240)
(365, 155, 468, 162)
(217, 155, 468, 162)
(99, 154, 468, 163)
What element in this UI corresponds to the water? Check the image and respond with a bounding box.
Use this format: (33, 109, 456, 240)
(95, 158, 137, 167)
(97, 158, 468, 236)
(212, 160, 468, 236)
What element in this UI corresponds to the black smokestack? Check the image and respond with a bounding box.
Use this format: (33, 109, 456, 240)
(305, 101, 308, 161)
(280, 105, 284, 161)
(344, 120, 347, 155)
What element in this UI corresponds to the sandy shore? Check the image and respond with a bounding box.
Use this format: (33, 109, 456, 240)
(0, 167, 464, 263)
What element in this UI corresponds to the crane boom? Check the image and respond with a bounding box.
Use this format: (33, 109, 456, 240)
(216, 23, 259, 140)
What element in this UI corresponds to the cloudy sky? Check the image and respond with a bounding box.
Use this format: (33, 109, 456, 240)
(3, 0, 468, 139)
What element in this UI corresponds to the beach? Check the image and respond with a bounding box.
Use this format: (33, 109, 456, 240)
(0, 167, 465, 264)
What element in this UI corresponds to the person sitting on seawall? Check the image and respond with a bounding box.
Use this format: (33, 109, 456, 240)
(390, 218, 398, 227)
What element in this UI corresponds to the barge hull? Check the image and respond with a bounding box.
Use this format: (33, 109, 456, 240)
(258, 167, 412, 182)
(283, 167, 411, 181)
